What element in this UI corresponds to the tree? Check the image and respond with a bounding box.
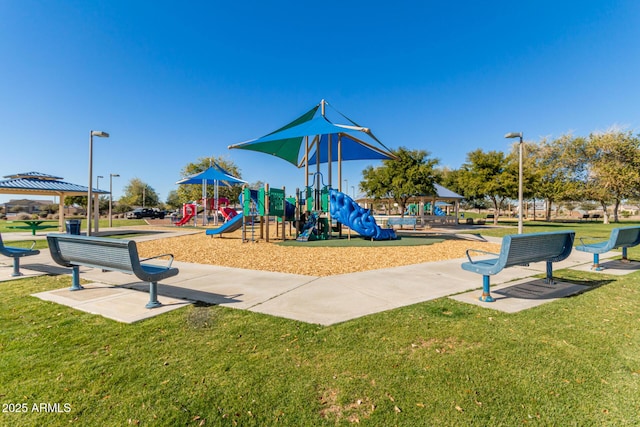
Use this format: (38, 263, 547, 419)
(176, 156, 243, 207)
(455, 149, 514, 225)
(165, 190, 181, 210)
(584, 129, 640, 223)
(119, 178, 160, 208)
(64, 195, 87, 213)
(529, 134, 585, 221)
(360, 147, 438, 216)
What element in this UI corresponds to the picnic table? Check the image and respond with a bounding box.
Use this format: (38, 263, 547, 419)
(6, 219, 60, 235)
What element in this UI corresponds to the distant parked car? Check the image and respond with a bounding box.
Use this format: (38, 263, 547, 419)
(125, 208, 165, 219)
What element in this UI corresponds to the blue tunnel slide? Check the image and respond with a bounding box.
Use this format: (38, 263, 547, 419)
(329, 189, 396, 240)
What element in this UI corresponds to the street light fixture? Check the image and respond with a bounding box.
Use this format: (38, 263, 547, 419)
(343, 179, 348, 193)
(505, 132, 524, 234)
(109, 173, 120, 227)
(87, 130, 109, 236)
(96, 175, 104, 190)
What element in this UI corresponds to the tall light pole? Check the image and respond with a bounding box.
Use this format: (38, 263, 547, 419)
(351, 185, 355, 199)
(95, 175, 104, 232)
(505, 132, 524, 234)
(87, 130, 109, 236)
(109, 173, 120, 227)
(343, 179, 348, 194)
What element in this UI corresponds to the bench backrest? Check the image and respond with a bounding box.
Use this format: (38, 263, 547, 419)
(0, 233, 7, 254)
(47, 233, 140, 274)
(500, 231, 575, 269)
(610, 227, 640, 248)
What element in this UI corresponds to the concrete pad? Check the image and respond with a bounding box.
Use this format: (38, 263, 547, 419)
(571, 258, 640, 275)
(0, 262, 48, 281)
(125, 261, 317, 310)
(19, 235, 614, 325)
(249, 259, 522, 325)
(32, 282, 191, 323)
(449, 278, 590, 313)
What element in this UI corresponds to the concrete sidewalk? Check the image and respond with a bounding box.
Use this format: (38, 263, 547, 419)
(1, 236, 624, 325)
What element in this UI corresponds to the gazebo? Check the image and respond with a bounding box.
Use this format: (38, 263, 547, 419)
(0, 172, 109, 232)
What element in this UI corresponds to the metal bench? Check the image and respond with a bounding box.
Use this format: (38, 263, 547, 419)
(47, 233, 179, 309)
(387, 217, 417, 230)
(461, 231, 575, 302)
(575, 226, 640, 270)
(0, 233, 40, 277)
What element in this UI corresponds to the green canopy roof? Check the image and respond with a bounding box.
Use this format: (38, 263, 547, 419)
(229, 101, 394, 167)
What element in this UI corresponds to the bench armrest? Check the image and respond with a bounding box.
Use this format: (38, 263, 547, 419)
(8, 240, 37, 250)
(140, 253, 175, 268)
(465, 248, 499, 263)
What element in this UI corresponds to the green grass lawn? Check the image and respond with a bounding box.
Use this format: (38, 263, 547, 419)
(1, 272, 639, 426)
(1, 221, 640, 425)
(0, 218, 148, 234)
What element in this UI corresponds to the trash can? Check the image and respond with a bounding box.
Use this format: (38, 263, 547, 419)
(65, 219, 81, 235)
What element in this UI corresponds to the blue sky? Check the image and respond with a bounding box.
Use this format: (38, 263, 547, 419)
(1, 1, 639, 204)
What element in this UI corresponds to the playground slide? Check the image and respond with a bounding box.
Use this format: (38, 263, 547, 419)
(220, 207, 238, 221)
(205, 213, 243, 236)
(174, 204, 196, 226)
(329, 189, 397, 240)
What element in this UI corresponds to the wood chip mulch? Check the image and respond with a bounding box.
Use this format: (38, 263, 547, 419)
(137, 229, 499, 277)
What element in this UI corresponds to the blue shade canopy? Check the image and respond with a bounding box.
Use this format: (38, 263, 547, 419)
(175, 166, 245, 186)
(228, 100, 395, 167)
(307, 132, 393, 164)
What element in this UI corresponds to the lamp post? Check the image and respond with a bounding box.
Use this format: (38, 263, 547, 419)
(87, 130, 109, 236)
(505, 132, 524, 234)
(109, 173, 120, 227)
(96, 175, 103, 190)
(343, 179, 348, 194)
(351, 185, 355, 199)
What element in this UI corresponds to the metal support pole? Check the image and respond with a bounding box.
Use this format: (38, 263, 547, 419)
(87, 132, 94, 236)
(70, 266, 83, 291)
(479, 275, 495, 302)
(518, 135, 524, 234)
(11, 258, 22, 277)
(545, 261, 554, 284)
(146, 282, 161, 308)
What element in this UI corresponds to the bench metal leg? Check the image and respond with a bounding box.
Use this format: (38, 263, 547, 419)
(146, 281, 162, 309)
(592, 254, 602, 271)
(11, 258, 22, 277)
(70, 266, 84, 291)
(545, 261, 555, 284)
(479, 275, 495, 302)
(621, 247, 630, 263)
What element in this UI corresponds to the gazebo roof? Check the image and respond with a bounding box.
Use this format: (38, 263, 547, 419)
(432, 183, 463, 200)
(0, 171, 109, 196)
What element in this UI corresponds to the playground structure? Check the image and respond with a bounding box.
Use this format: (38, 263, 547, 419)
(181, 175, 464, 241)
(202, 176, 397, 242)
(174, 197, 236, 227)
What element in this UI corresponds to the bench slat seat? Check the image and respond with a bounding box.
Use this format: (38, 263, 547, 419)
(47, 234, 179, 309)
(461, 231, 575, 302)
(575, 226, 640, 270)
(0, 233, 40, 277)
